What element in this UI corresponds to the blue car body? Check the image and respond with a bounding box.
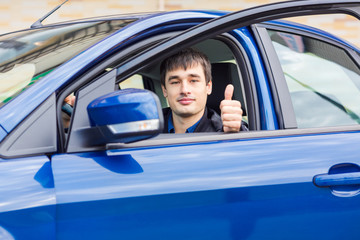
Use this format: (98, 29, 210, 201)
(1, 1, 360, 239)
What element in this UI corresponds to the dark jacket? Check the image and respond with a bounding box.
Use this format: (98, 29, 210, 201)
(162, 107, 248, 133)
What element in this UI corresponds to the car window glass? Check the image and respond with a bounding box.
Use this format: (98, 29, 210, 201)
(119, 74, 145, 89)
(268, 29, 360, 128)
(0, 19, 137, 108)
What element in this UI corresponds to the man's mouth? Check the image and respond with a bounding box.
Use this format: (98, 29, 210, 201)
(178, 97, 195, 105)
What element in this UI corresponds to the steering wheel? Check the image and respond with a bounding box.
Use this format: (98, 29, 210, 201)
(61, 102, 73, 117)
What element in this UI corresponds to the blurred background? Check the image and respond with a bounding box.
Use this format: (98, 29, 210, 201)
(0, 0, 360, 47)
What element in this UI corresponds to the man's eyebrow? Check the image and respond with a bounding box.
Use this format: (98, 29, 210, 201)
(189, 73, 200, 78)
(167, 75, 180, 81)
(168, 73, 200, 79)
(167, 73, 201, 82)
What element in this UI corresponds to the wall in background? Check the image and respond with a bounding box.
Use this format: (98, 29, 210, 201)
(0, 0, 360, 47)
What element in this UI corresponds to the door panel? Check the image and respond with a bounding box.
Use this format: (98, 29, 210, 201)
(52, 131, 360, 239)
(0, 156, 55, 240)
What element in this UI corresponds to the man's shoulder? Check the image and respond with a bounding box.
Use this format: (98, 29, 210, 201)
(162, 107, 171, 115)
(194, 107, 223, 133)
(162, 107, 171, 133)
(162, 107, 248, 133)
(199, 107, 249, 132)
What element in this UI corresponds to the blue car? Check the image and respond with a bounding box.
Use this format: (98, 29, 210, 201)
(1, 0, 360, 239)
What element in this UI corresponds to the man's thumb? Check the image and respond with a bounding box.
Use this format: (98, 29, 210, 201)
(224, 84, 234, 100)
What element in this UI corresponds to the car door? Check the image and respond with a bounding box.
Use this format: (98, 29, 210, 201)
(52, 1, 360, 239)
(0, 156, 56, 240)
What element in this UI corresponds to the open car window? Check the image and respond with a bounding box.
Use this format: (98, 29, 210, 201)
(62, 35, 252, 153)
(119, 38, 249, 121)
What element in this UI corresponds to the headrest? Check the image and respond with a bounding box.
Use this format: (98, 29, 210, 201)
(207, 62, 242, 115)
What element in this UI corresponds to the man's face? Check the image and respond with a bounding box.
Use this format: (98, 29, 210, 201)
(162, 63, 212, 119)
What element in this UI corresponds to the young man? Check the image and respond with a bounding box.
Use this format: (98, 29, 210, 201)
(160, 48, 248, 133)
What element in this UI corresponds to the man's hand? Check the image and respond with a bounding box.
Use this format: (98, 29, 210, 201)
(64, 94, 75, 106)
(220, 84, 243, 132)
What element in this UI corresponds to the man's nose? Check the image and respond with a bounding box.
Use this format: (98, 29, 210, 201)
(180, 81, 190, 94)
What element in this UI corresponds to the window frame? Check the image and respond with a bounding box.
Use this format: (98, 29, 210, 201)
(116, 34, 259, 130)
(59, 32, 257, 154)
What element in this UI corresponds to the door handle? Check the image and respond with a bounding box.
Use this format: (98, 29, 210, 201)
(313, 172, 360, 187)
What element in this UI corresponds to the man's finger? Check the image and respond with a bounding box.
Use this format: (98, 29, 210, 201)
(220, 100, 241, 110)
(222, 120, 241, 129)
(224, 84, 234, 100)
(222, 113, 243, 121)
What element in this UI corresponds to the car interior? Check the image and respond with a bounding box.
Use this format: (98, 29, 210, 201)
(61, 36, 253, 153)
(117, 38, 248, 122)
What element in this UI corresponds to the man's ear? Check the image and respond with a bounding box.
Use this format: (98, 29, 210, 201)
(161, 84, 168, 98)
(207, 80, 212, 95)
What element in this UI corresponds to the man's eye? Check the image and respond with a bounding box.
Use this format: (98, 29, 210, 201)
(170, 81, 179, 85)
(190, 79, 199, 83)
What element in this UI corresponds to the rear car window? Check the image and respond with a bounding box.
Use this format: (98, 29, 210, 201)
(268, 29, 360, 128)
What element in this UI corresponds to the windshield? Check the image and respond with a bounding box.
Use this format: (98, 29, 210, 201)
(0, 19, 137, 107)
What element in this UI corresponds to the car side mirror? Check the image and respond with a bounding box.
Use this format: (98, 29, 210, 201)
(87, 88, 164, 143)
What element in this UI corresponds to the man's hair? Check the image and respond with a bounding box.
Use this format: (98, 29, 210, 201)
(160, 48, 212, 87)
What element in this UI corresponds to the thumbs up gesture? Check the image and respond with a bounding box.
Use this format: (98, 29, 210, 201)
(220, 84, 243, 132)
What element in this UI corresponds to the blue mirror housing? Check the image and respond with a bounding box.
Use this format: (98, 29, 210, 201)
(87, 88, 164, 143)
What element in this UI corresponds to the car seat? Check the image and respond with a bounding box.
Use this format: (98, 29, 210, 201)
(207, 62, 244, 115)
